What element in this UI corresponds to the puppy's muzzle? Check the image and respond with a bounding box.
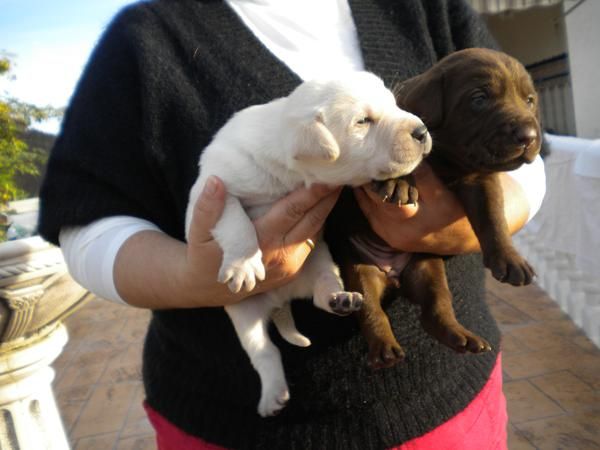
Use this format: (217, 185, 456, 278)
(513, 124, 538, 149)
(513, 124, 539, 163)
(411, 124, 429, 145)
(383, 119, 432, 179)
(489, 121, 540, 165)
(407, 122, 432, 155)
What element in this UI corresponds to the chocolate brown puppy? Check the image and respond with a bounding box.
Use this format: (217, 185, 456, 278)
(326, 48, 541, 369)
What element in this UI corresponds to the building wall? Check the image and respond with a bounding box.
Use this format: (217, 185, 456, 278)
(484, 4, 567, 65)
(483, 5, 576, 136)
(564, 0, 600, 139)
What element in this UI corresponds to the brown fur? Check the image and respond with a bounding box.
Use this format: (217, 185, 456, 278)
(326, 48, 541, 369)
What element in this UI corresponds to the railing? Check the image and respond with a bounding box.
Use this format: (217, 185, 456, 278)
(468, 0, 562, 14)
(514, 134, 600, 348)
(527, 54, 577, 136)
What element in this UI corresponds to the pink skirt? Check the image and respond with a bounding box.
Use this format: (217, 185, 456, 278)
(145, 354, 507, 450)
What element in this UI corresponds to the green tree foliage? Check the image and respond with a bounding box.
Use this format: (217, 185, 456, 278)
(0, 54, 62, 206)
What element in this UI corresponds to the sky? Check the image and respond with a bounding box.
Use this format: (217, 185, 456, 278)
(0, 0, 136, 134)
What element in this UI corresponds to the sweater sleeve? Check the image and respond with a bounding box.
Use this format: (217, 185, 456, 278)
(59, 216, 161, 304)
(38, 4, 178, 245)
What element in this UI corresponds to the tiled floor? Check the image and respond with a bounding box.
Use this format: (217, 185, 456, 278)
(53, 275, 600, 450)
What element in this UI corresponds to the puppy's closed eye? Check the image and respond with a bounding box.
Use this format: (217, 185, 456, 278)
(470, 90, 489, 110)
(356, 116, 374, 125)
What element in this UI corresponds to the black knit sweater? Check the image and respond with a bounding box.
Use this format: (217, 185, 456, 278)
(39, 1, 501, 448)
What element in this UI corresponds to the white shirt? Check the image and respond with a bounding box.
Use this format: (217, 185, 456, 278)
(227, 0, 364, 80)
(59, 0, 546, 304)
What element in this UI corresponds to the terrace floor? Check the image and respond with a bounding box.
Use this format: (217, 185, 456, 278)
(53, 274, 600, 450)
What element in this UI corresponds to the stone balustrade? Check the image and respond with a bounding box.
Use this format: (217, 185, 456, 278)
(0, 236, 89, 449)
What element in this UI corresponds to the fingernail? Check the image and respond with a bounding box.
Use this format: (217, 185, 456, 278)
(205, 176, 218, 196)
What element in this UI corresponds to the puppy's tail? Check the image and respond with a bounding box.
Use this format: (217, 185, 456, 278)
(272, 303, 311, 347)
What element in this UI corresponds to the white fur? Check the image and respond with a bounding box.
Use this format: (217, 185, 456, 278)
(185, 71, 431, 417)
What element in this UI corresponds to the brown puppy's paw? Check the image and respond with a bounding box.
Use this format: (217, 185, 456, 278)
(421, 318, 492, 354)
(485, 248, 536, 286)
(328, 291, 364, 315)
(441, 327, 492, 354)
(368, 338, 405, 370)
(370, 177, 418, 205)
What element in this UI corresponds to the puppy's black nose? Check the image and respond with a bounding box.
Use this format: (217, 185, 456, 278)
(513, 125, 538, 149)
(411, 125, 429, 144)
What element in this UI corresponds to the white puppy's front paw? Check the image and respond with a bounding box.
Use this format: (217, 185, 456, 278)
(218, 250, 265, 293)
(258, 380, 290, 417)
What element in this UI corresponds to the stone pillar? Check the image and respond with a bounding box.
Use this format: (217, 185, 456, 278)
(0, 236, 90, 449)
(0, 325, 69, 449)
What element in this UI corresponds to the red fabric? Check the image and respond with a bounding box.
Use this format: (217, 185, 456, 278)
(391, 353, 507, 450)
(145, 354, 507, 450)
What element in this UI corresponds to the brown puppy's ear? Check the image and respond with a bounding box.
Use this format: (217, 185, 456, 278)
(395, 69, 444, 129)
(292, 113, 340, 162)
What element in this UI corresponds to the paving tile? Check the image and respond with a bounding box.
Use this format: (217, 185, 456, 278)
(507, 322, 572, 351)
(504, 379, 564, 424)
(507, 424, 537, 450)
(98, 343, 143, 384)
(120, 384, 152, 439)
(53, 350, 73, 377)
(70, 382, 138, 440)
(500, 332, 533, 355)
(543, 318, 588, 338)
(67, 315, 128, 346)
(486, 293, 534, 328)
(484, 273, 509, 297)
(116, 434, 157, 450)
(73, 338, 130, 369)
(73, 432, 118, 450)
(487, 278, 565, 321)
(506, 292, 566, 322)
(516, 412, 600, 449)
(121, 416, 154, 440)
(571, 360, 600, 390)
(57, 399, 85, 435)
(67, 298, 126, 324)
(572, 333, 600, 352)
(53, 281, 600, 449)
(54, 361, 108, 403)
(118, 313, 151, 343)
(503, 341, 596, 379)
(530, 371, 600, 414)
(127, 384, 148, 421)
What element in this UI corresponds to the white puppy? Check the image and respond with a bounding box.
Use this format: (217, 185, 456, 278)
(185, 72, 431, 417)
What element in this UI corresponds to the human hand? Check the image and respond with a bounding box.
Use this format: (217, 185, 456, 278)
(353, 163, 477, 254)
(252, 183, 342, 287)
(183, 176, 341, 305)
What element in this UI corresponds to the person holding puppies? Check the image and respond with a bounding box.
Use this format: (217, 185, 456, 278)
(39, 0, 545, 449)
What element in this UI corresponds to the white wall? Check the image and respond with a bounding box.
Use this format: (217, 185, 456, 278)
(484, 4, 567, 65)
(564, 0, 600, 139)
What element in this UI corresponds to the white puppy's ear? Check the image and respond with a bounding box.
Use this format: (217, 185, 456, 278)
(292, 113, 340, 162)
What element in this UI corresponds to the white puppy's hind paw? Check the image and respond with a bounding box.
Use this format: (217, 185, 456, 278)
(258, 382, 290, 417)
(328, 291, 364, 316)
(218, 250, 265, 293)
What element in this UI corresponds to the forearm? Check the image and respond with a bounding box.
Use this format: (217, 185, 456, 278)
(113, 229, 244, 309)
(60, 217, 247, 310)
(62, 180, 339, 310)
(419, 172, 529, 255)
